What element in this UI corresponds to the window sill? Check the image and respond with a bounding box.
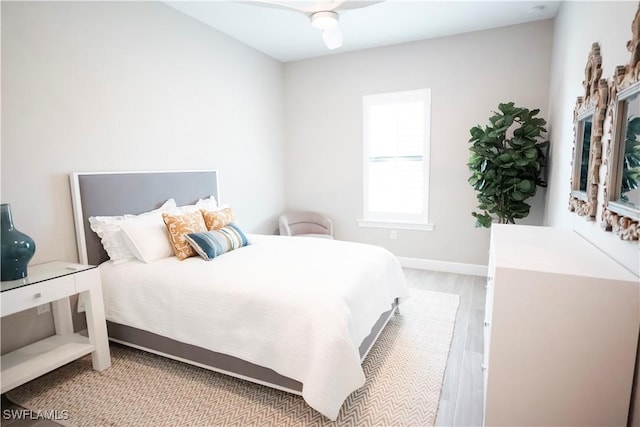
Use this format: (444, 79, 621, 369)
(356, 220, 435, 231)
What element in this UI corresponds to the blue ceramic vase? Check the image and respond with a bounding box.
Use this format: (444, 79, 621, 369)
(1, 203, 36, 281)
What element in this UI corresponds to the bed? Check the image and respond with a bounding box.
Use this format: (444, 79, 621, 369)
(69, 170, 410, 420)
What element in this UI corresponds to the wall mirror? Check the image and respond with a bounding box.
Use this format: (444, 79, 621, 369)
(569, 43, 608, 220)
(602, 8, 640, 240)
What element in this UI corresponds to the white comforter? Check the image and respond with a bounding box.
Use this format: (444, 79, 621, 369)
(99, 234, 410, 420)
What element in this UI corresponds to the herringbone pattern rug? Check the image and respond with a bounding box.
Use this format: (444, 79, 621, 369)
(7, 289, 459, 426)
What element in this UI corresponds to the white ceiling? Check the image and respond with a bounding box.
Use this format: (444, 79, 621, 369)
(166, 1, 560, 63)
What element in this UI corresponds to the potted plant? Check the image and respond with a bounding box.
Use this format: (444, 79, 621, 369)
(621, 116, 640, 202)
(467, 102, 549, 227)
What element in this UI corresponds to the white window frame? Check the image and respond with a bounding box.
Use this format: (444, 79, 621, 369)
(358, 89, 434, 231)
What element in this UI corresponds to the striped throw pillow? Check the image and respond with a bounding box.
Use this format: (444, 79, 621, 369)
(185, 223, 250, 261)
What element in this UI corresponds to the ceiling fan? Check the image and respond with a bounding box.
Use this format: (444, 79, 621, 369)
(249, 1, 382, 50)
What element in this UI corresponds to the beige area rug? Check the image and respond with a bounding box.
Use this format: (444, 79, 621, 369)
(7, 289, 459, 427)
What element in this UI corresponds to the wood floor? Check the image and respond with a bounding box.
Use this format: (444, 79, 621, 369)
(1, 268, 486, 427)
(403, 268, 486, 426)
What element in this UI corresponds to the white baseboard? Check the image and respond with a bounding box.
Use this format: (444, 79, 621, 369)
(397, 256, 488, 277)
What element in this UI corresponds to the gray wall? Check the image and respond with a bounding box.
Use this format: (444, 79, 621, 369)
(283, 20, 554, 266)
(1, 1, 285, 353)
(545, 0, 639, 276)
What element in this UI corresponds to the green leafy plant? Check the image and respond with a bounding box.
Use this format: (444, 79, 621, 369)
(621, 116, 640, 202)
(579, 120, 592, 192)
(468, 102, 549, 227)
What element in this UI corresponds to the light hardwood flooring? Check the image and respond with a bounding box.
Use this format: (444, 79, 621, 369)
(403, 268, 486, 427)
(1, 268, 486, 427)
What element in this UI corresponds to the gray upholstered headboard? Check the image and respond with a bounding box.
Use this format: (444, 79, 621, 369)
(70, 170, 219, 265)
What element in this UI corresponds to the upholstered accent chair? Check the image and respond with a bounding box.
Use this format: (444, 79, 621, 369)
(279, 211, 334, 239)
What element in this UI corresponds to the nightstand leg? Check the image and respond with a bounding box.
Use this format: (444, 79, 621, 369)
(51, 297, 73, 335)
(77, 269, 111, 371)
(82, 288, 111, 371)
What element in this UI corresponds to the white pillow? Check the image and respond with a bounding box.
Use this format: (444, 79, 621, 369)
(195, 196, 218, 211)
(88, 199, 176, 263)
(174, 196, 218, 213)
(120, 214, 174, 263)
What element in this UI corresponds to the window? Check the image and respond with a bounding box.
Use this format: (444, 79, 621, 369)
(360, 89, 432, 230)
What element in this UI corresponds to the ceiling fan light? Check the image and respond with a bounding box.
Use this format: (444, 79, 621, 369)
(310, 11, 339, 30)
(322, 27, 343, 50)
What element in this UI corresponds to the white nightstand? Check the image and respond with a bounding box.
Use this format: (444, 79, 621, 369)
(1, 261, 111, 393)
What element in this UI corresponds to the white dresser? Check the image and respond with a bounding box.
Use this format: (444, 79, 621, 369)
(483, 224, 639, 426)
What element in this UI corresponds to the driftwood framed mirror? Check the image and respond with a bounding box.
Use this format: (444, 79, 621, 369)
(569, 43, 608, 219)
(602, 7, 640, 240)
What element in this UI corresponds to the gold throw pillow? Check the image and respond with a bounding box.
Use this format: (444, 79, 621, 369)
(162, 211, 207, 260)
(201, 207, 235, 231)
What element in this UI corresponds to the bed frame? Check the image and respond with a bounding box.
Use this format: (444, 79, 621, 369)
(70, 170, 397, 395)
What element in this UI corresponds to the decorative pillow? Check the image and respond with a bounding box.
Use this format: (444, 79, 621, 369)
(201, 207, 235, 231)
(89, 199, 177, 263)
(162, 211, 207, 260)
(119, 214, 174, 263)
(186, 223, 250, 261)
